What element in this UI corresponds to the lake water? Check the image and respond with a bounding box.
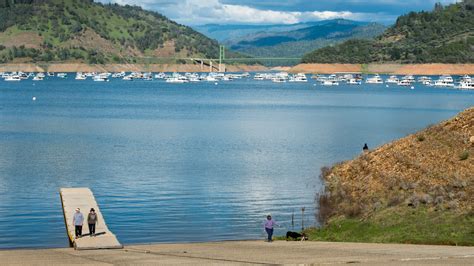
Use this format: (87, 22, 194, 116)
(0, 75, 473, 249)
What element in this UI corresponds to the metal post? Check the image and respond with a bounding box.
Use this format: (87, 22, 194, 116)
(219, 45, 225, 65)
(219, 45, 225, 73)
(301, 207, 305, 231)
(291, 209, 294, 230)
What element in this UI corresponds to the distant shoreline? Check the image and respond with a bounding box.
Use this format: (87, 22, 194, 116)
(0, 63, 268, 73)
(289, 63, 474, 75)
(2, 63, 474, 75)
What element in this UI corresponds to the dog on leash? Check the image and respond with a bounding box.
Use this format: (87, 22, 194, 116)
(286, 231, 308, 241)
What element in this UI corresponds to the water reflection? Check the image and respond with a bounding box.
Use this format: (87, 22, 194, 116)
(0, 77, 472, 248)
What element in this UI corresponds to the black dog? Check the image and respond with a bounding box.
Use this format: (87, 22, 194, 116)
(286, 231, 308, 241)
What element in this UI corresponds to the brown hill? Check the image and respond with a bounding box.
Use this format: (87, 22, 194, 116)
(320, 107, 473, 221)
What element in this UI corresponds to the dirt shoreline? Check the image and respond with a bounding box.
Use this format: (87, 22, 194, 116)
(0, 63, 268, 73)
(289, 63, 474, 75)
(2, 63, 474, 74)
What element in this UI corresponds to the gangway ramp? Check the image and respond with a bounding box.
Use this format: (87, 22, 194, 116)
(60, 188, 122, 250)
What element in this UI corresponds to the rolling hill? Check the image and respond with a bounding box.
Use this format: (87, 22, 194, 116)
(0, 0, 219, 64)
(203, 20, 386, 59)
(302, 0, 474, 64)
(194, 21, 335, 43)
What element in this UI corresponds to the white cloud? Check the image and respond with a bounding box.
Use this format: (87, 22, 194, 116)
(99, 0, 398, 25)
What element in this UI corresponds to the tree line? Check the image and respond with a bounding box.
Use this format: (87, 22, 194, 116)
(302, 1, 474, 64)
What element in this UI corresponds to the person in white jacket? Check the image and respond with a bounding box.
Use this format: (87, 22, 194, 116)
(73, 208, 84, 238)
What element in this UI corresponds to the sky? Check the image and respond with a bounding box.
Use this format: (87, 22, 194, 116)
(99, 0, 459, 25)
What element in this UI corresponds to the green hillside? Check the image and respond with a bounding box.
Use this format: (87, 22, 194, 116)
(227, 20, 386, 59)
(0, 0, 219, 63)
(302, 0, 474, 64)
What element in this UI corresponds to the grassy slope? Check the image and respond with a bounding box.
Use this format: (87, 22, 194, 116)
(0, 0, 218, 63)
(307, 207, 473, 246)
(310, 107, 473, 246)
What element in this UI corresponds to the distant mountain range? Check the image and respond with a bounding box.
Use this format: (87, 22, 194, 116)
(195, 19, 386, 59)
(302, 1, 474, 64)
(194, 21, 335, 43)
(0, 0, 219, 64)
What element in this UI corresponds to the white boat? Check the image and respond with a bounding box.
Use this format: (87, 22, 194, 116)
(154, 72, 166, 79)
(401, 75, 415, 83)
(205, 75, 218, 82)
(365, 74, 383, 84)
(347, 78, 361, 85)
(93, 73, 109, 82)
(253, 74, 265, 80)
(385, 75, 399, 84)
(57, 73, 67, 78)
(460, 75, 472, 82)
(417, 76, 431, 83)
(112, 72, 126, 78)
(422, 80, 432, 86)
(321, 80, 339, 86)
(397, 80, 412, 86)
(340, 74, 354, 82)
(434, 80, 454, 87)
(18, 72, 29, 79)
(166, 77, 188, 83)
(222, 75, 233, 81)
(289, 73, 308, 82)
(272, 77, 287, 83)
(434, 75, 454, 87)
(75, 73, 87, 80)
(32, 75, 44, 81)
(122, 75, 133, 81)
(4, 75, 21, 81)
(457, 81, 474, 90)
(188, 76, 200, 82)
(440, 75, 454, 83)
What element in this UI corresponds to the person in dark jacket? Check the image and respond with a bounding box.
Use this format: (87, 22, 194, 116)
(87, 208, 98, 237)
(363, 143, 369, 152)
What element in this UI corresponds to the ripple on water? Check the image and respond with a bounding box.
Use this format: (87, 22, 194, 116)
(0, 77, 472, 248)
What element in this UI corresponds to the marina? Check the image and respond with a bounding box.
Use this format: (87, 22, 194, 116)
(0, 71, 472, 89)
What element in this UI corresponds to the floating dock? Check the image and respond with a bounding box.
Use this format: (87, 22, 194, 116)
(60, 188, 122, 250)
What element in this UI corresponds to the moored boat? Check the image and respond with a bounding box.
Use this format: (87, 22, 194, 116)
(365, 74, 383, 84)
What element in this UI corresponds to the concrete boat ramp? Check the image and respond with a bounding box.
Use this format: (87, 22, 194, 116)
(60, 188, 122, 250)
(1, 241, 473, 265)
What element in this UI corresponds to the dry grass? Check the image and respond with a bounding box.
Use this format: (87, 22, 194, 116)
(320, 107, 474, 221)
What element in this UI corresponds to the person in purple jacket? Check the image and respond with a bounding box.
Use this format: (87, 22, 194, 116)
(263, 214, 278, 242)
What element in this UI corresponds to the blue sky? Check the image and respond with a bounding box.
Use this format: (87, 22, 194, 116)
(100, 0, 458, 25)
